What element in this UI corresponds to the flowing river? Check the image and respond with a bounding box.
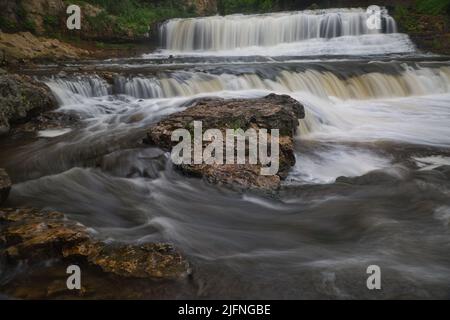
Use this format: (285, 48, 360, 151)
(1, 8, 450, 299)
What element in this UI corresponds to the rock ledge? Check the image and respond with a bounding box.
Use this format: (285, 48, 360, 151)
(0, 208, 190, 280)
(146, 94, 305, 190)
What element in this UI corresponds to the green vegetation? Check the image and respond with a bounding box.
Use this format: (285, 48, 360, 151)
(23, 19, 36, 33)
(2, 0, 449, 46)
(416, 0, 450, 15)
(393, 0, 449, 53)
(394, 5, 424, 32)
(0, 1, 29, 32)
(43, 15, 59, 31)
(85, 10, 116, 32)
(218, 0, 274, 15)
(65, 0, 196, 36)
(0, 0, 199, 42)
(0, 17, 17, 32)
(394, 0, 449, 34)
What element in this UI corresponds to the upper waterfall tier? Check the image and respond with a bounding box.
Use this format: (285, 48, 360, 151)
(160, 8, 399, 52)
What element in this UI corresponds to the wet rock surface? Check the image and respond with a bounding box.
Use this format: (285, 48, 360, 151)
(0, 207, 190, 298)
(0, 168, 11, 205)
(0, 73, 57, 135)
(10, 111, 80, 135)
(146, 94, 305, 190)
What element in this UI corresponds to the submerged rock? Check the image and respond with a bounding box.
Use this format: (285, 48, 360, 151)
(0, 208, 190, 280)
(0, 73, 57, 135)
(0, 169, 11, 205)
(146, 94, 305, 190)
(11, 111, 80, 135)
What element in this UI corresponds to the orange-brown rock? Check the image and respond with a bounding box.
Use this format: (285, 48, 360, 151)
(146, 94, 305, 190)
(0, 208, 190, 280)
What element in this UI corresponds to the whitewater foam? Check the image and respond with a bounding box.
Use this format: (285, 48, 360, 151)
(158, 8, 414, 56)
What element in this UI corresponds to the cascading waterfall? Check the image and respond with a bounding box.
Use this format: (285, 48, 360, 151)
(42, 62, 450, 152)
(45, 76, 111, 105)
(45, 66, 450, 104)
(160, 8, 399, 52)
(113, 77, 163, 99)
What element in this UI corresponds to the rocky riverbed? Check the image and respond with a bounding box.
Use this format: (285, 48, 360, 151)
(0, 89, 306, 298)
(0, 206, 189, 277)
(0, 175, 191, 298)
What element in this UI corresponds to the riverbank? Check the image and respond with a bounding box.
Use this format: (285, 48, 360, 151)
(0, 31, 157, 67)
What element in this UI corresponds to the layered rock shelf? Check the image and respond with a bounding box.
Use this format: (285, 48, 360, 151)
(146, 94, 305, 190)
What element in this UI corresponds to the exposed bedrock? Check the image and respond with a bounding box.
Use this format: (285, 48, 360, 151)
(146, 94, 305, 190)
(0, 73, 58, 135)
(0, 207, 190, 298)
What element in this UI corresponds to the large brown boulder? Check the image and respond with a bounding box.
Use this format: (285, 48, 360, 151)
(146, 94, 305, 190)
(0, 208, 190, 280)
(0, 73, 57, 135)
(0, 168, 11, 205)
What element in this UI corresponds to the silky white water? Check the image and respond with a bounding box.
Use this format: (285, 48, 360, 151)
(156, 34, 416, 57)
(46, 65, 450, 102)
(42, 62, 450, 185)
(158, 8, 415, 56)
(161, 9, 397, 50)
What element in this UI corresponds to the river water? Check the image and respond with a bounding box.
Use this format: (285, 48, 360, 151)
(1, 8, 450, 299)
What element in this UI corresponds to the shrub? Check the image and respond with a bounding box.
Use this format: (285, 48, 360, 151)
(23, 19, 36, 33)
(43, 15, 59, 30)
(218, 0, 274, 15)
(416, 0, 450, 15)
(0, 17, 17, 31)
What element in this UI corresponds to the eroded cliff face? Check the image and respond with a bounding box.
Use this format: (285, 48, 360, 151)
(0, 0, 64, 34)
(22, 0, 66, 34)
(0, 73, 58, 135)
(0, 0, 217, 37)
(0, 0, 128, 40)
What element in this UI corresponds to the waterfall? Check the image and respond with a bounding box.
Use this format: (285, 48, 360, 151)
(160, 8, 399, 52)
(46, 65, 450, 104)
(45, 76, 111, 105)
(113, 76, 164, 99)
